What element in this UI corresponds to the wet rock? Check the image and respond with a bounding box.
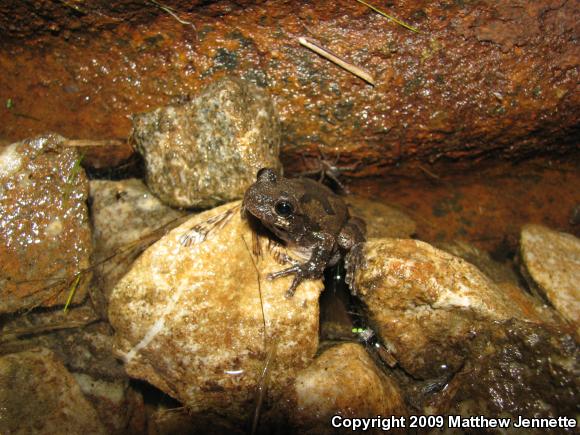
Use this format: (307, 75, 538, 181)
(148, 408, 243, 435)
(520, 224, 580, 333)
(289, 343, 407, 434)
(351, 239, 540, 379)
(437, 239, 563, 328)
(346, 196, 416, 239)
(0, 320, 125, 381)
(90, 179, 188, 314)
(73, 373, 146, 435)
(0, 347, 107, 434)
(0, 134, 92, 313)
(436, 240, 519, 286)
(2, 2, 577, 171)
(0, 320, 140, 434)
(50, 322, 127, 380)
(131, 77, 281, 208)
(0, 302, 98, 345)
(425, 320, 579, 432)
(109, 201, 323, 421)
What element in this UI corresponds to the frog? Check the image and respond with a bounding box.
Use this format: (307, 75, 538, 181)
(242, 167, 366, 297)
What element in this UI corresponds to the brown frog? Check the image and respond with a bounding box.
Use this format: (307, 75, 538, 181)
(242, 168, 366, 297)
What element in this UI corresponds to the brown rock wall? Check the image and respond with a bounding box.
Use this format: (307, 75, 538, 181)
(0, 0, 578, 172)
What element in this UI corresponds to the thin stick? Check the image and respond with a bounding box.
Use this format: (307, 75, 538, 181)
(417, 164, 441, 180)
(149, 0, 196, 29)
(241, 235, 267, 346)
(241, 235, 274, 435)
(62, 139, 125, 147)
(299, 37, 376, 86)
(355, 0, 420, 33)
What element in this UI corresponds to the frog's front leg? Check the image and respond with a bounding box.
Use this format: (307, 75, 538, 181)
(338, 217, 366, 295)
(267, 234, 334, 298)
(345, 243, 364, 295)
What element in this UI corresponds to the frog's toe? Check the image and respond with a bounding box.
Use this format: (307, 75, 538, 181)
(285, 275, 302, 298)
(267, 265, 300, 280)
(267, 266, 306, 297)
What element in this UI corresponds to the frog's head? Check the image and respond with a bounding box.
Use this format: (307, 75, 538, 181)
(243, 168, 303, 242)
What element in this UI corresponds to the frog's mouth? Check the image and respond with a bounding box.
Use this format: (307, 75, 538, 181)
(273, 221, 289, 230)
(267, 221, 290, 240)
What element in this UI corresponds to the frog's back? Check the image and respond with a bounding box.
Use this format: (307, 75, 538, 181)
(293, 177, 349, 234)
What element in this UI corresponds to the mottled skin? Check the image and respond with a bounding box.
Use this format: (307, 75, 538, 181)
(242, 168, 366, 297)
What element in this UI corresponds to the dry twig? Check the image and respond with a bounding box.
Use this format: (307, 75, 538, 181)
(299, 37, 375, 85)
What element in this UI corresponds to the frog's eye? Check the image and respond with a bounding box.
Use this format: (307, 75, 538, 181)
(274, 200, 294, 217)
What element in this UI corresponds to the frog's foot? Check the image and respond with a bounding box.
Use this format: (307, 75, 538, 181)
(268, 262, 322, 298)
(267, 265, 303, 298)
(345, 242, 365, 295)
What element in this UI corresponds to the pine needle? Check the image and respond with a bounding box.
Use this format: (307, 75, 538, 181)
(63, 273, 82, 313)
(62, 139, 125, 147)
(63, 151, 85, 201)
(355, 0, 420, 33)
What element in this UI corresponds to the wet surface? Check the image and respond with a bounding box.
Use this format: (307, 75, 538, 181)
(0, 134, 92, 313)
(433, 319, 579, 422)
(0, 0, 578, 170)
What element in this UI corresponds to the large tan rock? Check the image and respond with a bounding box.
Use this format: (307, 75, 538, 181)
(109, 201, 323, 420)
(351, 238, 542, 379)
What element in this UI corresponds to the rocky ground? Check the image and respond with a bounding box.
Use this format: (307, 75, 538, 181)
(1, 127, 578, 433)
(0, 2, 578, 428)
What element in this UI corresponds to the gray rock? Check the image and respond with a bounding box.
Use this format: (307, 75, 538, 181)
(346, 196, 416, 239)
(289, 343, 407, 434)
(132, 77, 281, 208)
(351, 239, 544, 379)
(520, 224, 580, 334)
(0, 347, 107, 435)
(109, 201, 323, 421)
(0, 134, 92, 313)
(90, 179, 188, 314)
